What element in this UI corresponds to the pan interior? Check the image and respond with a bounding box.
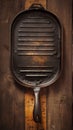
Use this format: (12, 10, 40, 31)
(11, 9, 61, 87)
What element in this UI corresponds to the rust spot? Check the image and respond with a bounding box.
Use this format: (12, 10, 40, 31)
(34, 41, 42, 45)
(32, 56, 47, 64)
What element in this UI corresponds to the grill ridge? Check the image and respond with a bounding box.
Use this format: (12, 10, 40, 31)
(12, 9, 61, 83)
(15, 13, 58, 80)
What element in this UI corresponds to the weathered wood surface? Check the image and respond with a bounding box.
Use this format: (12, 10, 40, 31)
(0, 1, 25, 130)
(0, 0, 72, 130)
(46, 0, 72, 130)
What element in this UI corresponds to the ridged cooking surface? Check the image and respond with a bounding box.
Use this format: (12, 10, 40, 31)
(12, 10, 61, 84)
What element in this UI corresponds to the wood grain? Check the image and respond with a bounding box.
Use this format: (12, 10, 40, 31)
(46, 0, 72, 130)
(0, 1, 25, 130)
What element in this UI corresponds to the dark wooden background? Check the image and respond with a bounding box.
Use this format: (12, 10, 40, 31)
(0, 0, 72, 130)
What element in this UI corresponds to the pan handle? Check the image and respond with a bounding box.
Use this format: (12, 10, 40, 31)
(29, 3, 44, 10)
(33, 87, 41, 123)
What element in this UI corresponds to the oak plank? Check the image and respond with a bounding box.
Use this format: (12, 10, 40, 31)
(46, 0, 72, 130)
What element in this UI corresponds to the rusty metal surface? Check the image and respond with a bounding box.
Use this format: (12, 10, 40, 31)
(11, 4, 62, 88)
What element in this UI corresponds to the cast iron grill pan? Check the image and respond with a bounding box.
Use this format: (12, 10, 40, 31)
(11, 4, 62, 123)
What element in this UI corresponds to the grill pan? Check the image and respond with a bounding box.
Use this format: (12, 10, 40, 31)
(11, 4, 62, 123)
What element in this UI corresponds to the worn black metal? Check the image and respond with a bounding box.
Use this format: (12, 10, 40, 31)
(11, 3, 62, 123)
